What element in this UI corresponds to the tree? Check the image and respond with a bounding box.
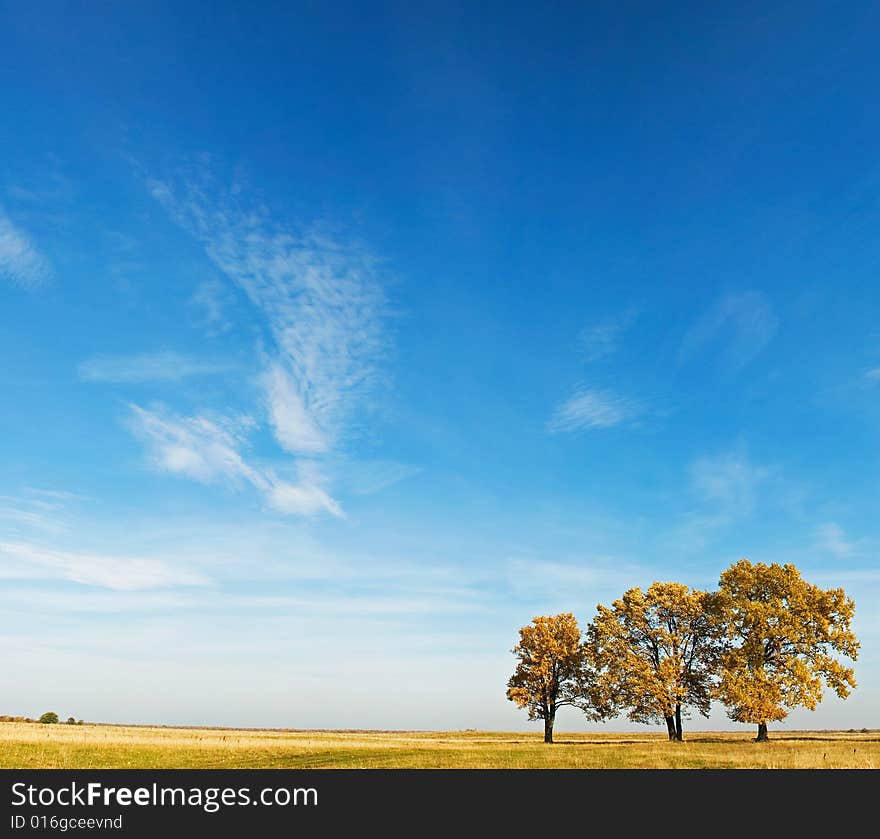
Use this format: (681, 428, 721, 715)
(588, 582, 723, 741)
(715, 559, 859, 741)
(39, 712, 59, 724)
(506, 613, 590, 743)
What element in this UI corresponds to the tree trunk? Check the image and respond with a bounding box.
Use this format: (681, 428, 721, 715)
(674, 704, 683, 742)
(665, 715, 676, 741)
(544, 712, 555, 744)
(755, 722, 768, 742)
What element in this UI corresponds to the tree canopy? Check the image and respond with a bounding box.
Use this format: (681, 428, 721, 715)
(588, 582, 723, 740)
(506, 613, 588, 743)
(714, 559, 859, 740)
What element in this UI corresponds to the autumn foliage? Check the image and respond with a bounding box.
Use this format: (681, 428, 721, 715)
(507, 560, 859, 742)
(714, 560, 859, 741)
(588, 583, 723, 741)
(506, 613, 585, 743)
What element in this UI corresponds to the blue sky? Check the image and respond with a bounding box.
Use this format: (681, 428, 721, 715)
(1, 0, 878, 732)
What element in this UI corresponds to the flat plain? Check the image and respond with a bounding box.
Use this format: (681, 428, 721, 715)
(1, 723, 877, 768)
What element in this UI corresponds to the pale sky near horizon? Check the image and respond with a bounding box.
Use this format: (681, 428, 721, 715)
(1, 1, 878, 733)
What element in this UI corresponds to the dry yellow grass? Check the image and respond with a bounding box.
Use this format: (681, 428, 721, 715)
(1, 723, 877, 768)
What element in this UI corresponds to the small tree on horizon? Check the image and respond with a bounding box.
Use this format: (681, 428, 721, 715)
(39, 712, 59, 725)
(506, 613, 592, 743)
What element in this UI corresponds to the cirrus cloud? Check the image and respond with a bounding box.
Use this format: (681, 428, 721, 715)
(127, 403, 343, 518)
(0, 208, 51, 288)
(547, 387, 642, 433)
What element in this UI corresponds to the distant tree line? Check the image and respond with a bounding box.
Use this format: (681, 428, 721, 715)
(507, 559, 859, 743)
(0, 713, 83, 725)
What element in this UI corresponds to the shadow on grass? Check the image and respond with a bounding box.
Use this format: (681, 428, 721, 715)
(546, 734, 880, 746)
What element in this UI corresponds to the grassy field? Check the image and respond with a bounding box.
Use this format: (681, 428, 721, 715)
(1, 723, 877, 768)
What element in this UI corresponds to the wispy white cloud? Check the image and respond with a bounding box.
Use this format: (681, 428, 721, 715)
(79, 351, 236, 383)
(261, 361, 328, 454)
(148, 171, 387, 457)
(680, 290, 778, 370)
(0, 541, 209, 591)
(0, 488, 86, 534)
(4, 167, 74, 205)
(0, 587, 200, 614)
(266, 480, 342, 518)
(335, 459, 422, 496)
(505, 556, 642, 597)
(815, 522, 854, 559)
(115, 165, 393, 519)
(24, 488, 88, 502)
(5, 185, 44, 202)
(127, 403, 342, 517)
(128, 404, 260, 486)
(0, 503, 64, 533)
(102, 230, 145, 287)
(865, 368, 880, 383)
(547, 387, 641, 433)
(579, 308, 639, 362)
(190, 279, 234, 335)
(0, 208, 51, 288)
(689, 450, 770, 518)
(230, 592, 479, 616)
(0, 587, 478, 618)
(667, 511, 732, 555)
(667, 449, 773, 554)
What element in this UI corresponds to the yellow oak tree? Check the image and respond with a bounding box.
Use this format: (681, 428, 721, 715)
(588, 582, 723, 741)
(506, 613, 589, 743)
(715, 559, 859, 741)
